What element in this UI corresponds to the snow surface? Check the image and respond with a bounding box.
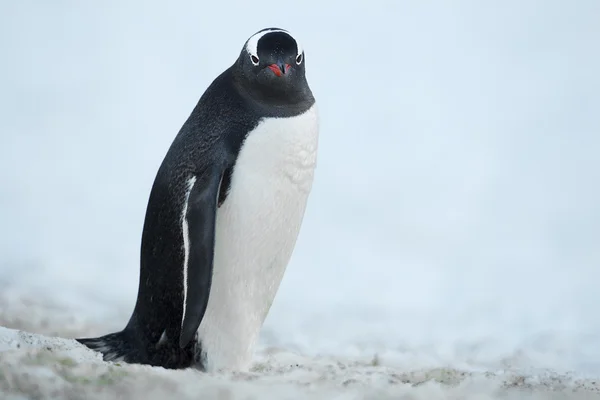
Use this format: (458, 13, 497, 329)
(2, 294, 600, 399)
(1, 1, 600, 399)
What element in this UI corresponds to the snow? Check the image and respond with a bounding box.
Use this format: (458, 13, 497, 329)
(2, 323, 600, 399)
(2, 293, 600, 399)
(1, 1, 600, 399)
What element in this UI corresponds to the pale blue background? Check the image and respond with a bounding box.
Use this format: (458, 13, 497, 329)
(1, 0, 599, 375)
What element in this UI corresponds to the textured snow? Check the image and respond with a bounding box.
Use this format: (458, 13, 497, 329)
(2, 327, 600, 400)
(2, 294, 600, 399)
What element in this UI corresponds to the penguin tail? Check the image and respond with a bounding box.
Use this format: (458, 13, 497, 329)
(76, 330, 140, 364)
(76, 329, 199, 369)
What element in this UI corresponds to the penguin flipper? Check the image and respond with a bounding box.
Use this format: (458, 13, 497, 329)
(179, 165, 224, 348)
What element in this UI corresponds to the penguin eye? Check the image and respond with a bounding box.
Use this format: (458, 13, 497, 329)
(296, 53, 303, 65)
(250, 55, 259, 66)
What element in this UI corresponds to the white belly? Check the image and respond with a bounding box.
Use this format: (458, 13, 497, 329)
(196, 104, 319, 371)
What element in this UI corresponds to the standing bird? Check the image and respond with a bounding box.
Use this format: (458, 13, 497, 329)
(77, 27, 318, 371)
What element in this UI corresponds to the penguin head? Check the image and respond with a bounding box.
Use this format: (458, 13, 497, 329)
(235, 28, 309, 103)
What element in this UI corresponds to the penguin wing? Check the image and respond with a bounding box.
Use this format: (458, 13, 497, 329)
(179, 164, 225, 348)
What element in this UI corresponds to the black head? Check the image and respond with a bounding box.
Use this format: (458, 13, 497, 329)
(233, 28, 312, 107)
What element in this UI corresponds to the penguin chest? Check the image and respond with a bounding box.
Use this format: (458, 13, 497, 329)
(197, 105, 319, 371)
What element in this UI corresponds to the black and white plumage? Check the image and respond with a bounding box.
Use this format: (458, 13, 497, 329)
(76, 28, 318, 371)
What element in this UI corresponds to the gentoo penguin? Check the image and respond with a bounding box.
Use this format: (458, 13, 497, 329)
(76, 27, 318, 371)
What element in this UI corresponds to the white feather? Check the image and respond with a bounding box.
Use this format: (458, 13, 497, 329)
(180, 176, 197, 331)
(196, 103, 319, 372)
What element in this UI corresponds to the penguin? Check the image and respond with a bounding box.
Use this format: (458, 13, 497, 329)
(76, 27, 318, 371)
